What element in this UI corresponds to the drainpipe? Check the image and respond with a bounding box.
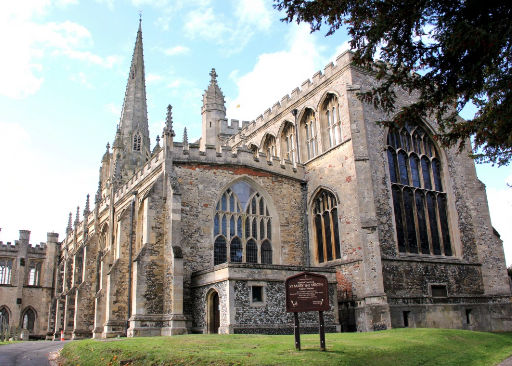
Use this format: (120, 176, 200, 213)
(292, 109, 301, 164)
(127, 190, 137, 334)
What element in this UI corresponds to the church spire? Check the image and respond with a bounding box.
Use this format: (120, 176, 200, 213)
(113, 18, 151, 182)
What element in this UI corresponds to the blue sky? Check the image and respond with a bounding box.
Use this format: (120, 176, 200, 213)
(0, 0, 511, 264)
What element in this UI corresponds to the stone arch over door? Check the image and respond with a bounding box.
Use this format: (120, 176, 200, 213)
(0, 306, 10, 330)
(206, 289, 220, 334)
(20, 306, 37, 333)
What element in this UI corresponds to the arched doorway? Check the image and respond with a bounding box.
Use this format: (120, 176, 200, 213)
(207, 290, 220, 334)
(21, 307, 36, 333)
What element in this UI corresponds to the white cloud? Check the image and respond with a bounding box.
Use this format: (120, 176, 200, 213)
(226, 24, 323, 120)
(55, 0, 79, 7)
(235, 0, 272, 31)
(106, 102, 121, 116)
(184, 7, 228, 40)
(0, 122, 97, 244)
(181, 0, 274, 54)
(163, 45, 190, 56)
(487, 170, 512, 265)
(95, 0, 115, 10)
(70, 71, 93, 88)
(0, 2, 120, 98)
(146, 73, 163, 83)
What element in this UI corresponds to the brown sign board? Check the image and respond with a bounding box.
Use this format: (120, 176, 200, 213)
(285, 272, 329, 312)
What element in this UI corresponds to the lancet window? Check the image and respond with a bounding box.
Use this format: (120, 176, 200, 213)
(21, 308, 35, 332)
(280, 122, 296, 163)
(387, 124, 452, 256)
(312, 190, 341, 263)
(262, 134, 277, 161)
(300, 109, 318, 161)
(0, 307, 9, 328)
(214, 181, 273, 265)
(320, 94, 342, 150)
(27, 261, 42, 286)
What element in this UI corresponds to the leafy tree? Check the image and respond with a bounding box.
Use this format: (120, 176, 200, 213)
(275, 0, 512, 165)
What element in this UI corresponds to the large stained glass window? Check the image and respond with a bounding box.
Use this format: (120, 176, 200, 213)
(312, 190, 341, 263)
(387, 124, 452, 256)
(214, 181, 273, 265)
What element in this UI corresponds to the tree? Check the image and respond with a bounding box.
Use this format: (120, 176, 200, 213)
(275, 0, 512, 165)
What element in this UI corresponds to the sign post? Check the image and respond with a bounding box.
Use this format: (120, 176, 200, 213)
(285, 272, 329, 351)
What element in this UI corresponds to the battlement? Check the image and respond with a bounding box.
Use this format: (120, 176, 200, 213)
(226, 50, 354, 147)
(219, 119, 250, 136)
(172, 143, 305, 180)
(0, 231, 56, 254)
(0, 241, 18, 252)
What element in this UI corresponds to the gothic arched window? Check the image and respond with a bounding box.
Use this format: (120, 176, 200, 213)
(312, 190, 341, 263)
(0, 307, 9, 330)
(280, 121, 296, 163)
(21, 308, 36, 332)
(300, 109, 318, 161)
(133, 133, 142, 151)
(214, 181, 273, 265)
(320, 94, 341, 150)
(387, 124, 452, 256)
(262, 134, 277, 161)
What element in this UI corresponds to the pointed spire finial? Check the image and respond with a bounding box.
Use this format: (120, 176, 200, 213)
(66, 212, 72, 234)
(106, 142, 110, 152)
(74, 206, 80, 227)
(183, 127, 188, 144)
(163, 104, 175, 137)
(95, 180, 102, 204)
(153, 135, 161, 154)
(83, 194, 90, 216)
(209, 68, 218, 84)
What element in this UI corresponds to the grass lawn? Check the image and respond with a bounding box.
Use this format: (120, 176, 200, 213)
(60, 328, 512, 366)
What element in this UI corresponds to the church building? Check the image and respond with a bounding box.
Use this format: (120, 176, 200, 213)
(1, 20, 511, 339)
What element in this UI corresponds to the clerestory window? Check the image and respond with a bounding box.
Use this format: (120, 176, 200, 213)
(321, 94, 342, 150)
(280, 122, 296, 163)
(387, 124, 452, 256)
(214, 181, 273, 265)
(27, 261, 42, 286)
(300, 109, 318, 161)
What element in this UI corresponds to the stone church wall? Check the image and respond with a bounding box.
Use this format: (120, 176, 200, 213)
(174, 162, 307, 319)
(350, 66, 511, 329)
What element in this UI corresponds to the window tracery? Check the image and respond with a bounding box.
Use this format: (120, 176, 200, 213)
(262, 134, 276, 161)
(214, 181, 273, 265)
(320, 94, 342, 150)
(387, 124, 452, 256)
(300, 109, 318, 161)
(0, 258, 13, 285)
(312, 190, 341, 263)
(280, 122, 296, 163)
(27, 260, 42, 286)
(21, 308, 35, 332)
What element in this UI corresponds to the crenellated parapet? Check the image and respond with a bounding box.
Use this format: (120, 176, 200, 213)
(226, 51, 354, 148)
(172, 142, 305, 180)
(219, 119, 251, 138)
(0, 241, 19, 252)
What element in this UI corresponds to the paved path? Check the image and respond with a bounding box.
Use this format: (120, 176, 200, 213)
(0, 341, 68, 366)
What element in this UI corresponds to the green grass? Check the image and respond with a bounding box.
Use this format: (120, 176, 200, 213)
(60, 328, 512, 366)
